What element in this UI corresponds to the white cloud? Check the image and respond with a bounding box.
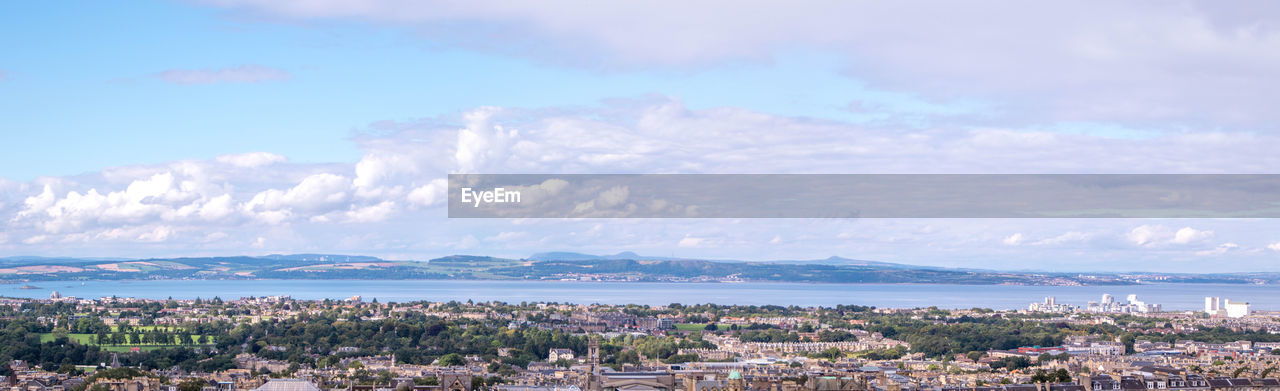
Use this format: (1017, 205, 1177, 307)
(216, 152, 287, 168)
(1196, 242, 1239, 256)
(243, 173, 350, 221)
(1127, 225, 1216, 248)
(5, 99, 1280, 270)
(1126, 225, 1164, 247)
(198, 194, 236, 220)
(204, 1, 1280, 129)
(353, 153, 416, 198)
(345, 201, 397, 223)
(1002, 233, 1024, 246)
(204, 232, 229, 242)
(1269, 242, 1280, 252)
(15, 173, 199, 233)
(594, 186, 629, 209)
(1172, 227, 1214, 244)
(153, 65, 290, 85)
(677, 236, 704, 248)
(406, 179, 448, 207)
(454, 107, 515, 173)
(485, 231, 527, 242)
(1031, 231, 1092, 246)
(138, 226, 175, 242)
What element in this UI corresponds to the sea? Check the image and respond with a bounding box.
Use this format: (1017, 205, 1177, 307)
(2, 280, 1277, 311)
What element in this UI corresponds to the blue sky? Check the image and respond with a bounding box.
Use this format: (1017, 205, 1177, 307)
(2, 1, 1280, 271)
(1, 1, 965, 180)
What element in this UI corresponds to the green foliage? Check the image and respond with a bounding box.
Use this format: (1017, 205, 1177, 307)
(437, 353, 465, 367)
(1030, 369, 1072, 383)
(178, 378, 207, 391)
(989, 356, 1032, 371)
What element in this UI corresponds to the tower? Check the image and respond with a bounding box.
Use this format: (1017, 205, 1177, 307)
(728, 370, 744, 391)
(588, 335, 601, 391)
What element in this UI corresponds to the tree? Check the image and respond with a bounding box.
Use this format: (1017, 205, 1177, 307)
(376, 370, 394, 385)
(438, 353, 465, 367)
(819, 347, 842, 361)
(179, 378, 207, 391)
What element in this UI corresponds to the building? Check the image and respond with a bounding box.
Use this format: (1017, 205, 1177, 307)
(1205, 297, 1221, 314)
(1029, 297, 1076, 313)
(253, 379, 321, 391)
(1224, 299, 1250, 318)
(1204, 297, 1250, 318)
(1086, 294, 1160, 313)
(550, 348, 576, 362)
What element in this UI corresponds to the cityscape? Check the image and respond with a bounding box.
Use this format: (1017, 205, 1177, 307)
(4, 290, 1280, 391)
(6, 2, 1280, 391)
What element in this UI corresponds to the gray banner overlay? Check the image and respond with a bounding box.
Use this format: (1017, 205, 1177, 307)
(448, 174, 1280, 218)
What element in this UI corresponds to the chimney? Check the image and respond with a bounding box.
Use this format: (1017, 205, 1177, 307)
(1079, 374, 1093, 391)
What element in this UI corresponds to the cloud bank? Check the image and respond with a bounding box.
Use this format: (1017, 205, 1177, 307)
(2, 98, 1278, 271)
(203, 1, 1280, 130)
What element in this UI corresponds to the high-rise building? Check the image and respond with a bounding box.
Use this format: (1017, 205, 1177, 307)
(1205, 297, 1221, 314)
(1224, 299, 1250, 318)
(1101, 294, 1114, 305)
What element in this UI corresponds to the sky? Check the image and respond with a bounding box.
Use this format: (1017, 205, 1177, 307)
(2, 1, 1280, 272)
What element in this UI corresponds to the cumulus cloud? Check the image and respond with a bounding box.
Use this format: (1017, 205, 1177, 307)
(345, 201, 397, 223)
(243, 173, 350, 219)
(1172, 227, 1214, 244)
(201, 1, 1280, 129)
(1127, 225, 1216, 248)
(153, 65, 290, 85)
(1269, 242, 1280, 252)
(407, 179, 448, 207)
(1002, 233, 1024, 246)
(138, 226, 175, 242)
(4, 99, 1280, 268)
(14, 173, 197, 233)
(677, 236, 704, 248)
(1196, 242, 1239, 256)
(216, 152, 287, 168)
(1031, 231, 1092, 246)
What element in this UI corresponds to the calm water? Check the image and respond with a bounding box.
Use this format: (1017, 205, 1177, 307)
(2, 280, 1277, 310)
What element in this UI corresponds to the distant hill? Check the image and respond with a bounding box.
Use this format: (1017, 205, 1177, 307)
(0, 252, 1276, 286)
(527, 251, 704, 261)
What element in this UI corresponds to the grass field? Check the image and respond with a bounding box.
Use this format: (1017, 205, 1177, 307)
(674, 323, 732, 331)
(39, 333, 216, 352)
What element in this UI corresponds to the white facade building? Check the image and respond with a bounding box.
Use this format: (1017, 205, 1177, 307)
(1205, 297, 1249, 318)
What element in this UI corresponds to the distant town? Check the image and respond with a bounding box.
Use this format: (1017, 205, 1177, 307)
(1029, 295, 1253, 318)
(5, 289, 1280, 391)
(4, 254, 1280, 286)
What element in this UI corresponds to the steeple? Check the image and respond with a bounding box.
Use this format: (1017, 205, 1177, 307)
(588, 335, 601, 391)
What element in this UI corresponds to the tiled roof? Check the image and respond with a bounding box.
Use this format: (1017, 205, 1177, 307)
(253, 379, 322, 391)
